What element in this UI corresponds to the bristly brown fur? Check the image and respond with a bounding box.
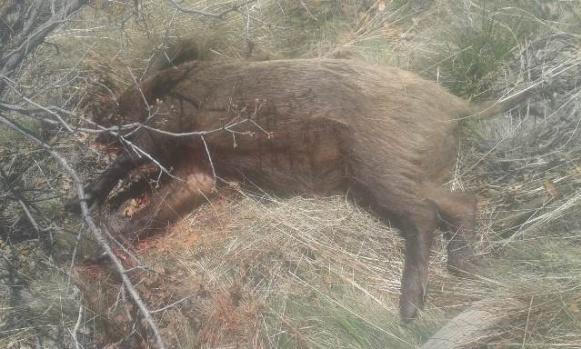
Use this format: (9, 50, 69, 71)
(70, 58, 481, 321)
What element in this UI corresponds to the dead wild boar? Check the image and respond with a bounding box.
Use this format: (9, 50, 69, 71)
(69, 58, 482, 321)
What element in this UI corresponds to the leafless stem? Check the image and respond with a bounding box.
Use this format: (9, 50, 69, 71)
(69, 304, 83, 349)
(200, 135, 217, 180)
(151, 295, 193, 314)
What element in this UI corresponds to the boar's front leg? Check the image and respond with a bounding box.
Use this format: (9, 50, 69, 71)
(66, 129, 178, 212)
(102, 166, 216, 241)
(66, 151, 148, 212)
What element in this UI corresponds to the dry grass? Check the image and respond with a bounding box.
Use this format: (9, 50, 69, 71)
(116, 192, 442, 348)
(79, 186, 581, 347)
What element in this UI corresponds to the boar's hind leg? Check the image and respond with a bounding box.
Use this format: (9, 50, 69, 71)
(396, 200, 439, 322)
(431, 190, 481, 275)
(354, 180, 438, 321)
(105, 167, 216, 241)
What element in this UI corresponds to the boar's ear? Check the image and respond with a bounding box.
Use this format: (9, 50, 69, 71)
(111, 66, 192, 125)
(145, 37, 210, 76)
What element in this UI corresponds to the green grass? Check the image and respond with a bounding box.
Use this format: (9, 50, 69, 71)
(421, 0, 552, 97)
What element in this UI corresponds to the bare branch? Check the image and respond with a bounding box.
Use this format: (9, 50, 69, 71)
(69, 304, 83, 349)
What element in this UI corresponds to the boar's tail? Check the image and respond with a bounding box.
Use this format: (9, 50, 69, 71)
(468, 81, 544, 120)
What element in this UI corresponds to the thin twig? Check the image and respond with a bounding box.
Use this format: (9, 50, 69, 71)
(69, 304, 83, 349)
(201, 135, 217, 180)
(151, 295, 193, 314)
(522, 296, 534, 349)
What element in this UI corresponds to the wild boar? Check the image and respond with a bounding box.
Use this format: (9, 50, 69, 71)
(70, 58, 483, 321)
